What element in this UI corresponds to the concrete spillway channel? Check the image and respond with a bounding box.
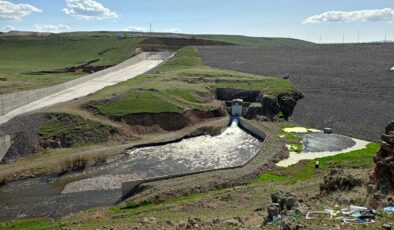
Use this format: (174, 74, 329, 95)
(0, 117, 266, 220)
(0, 52, 174, 126)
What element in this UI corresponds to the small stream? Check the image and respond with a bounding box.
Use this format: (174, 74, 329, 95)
(0, 120, 262, 221)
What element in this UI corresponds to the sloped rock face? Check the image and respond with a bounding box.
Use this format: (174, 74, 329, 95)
(372, 121, 394, 194)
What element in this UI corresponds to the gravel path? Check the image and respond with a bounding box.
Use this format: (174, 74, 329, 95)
(199, 44, 394, 141)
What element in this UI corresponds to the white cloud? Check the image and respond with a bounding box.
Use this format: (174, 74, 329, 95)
(63, 0, 118, 20)
(165, 28, 182, 33)
(0, 0, 41, 21)
(35, 24, 71, 33)
(124, 26, 149, 32)
(304, 8, 394, 24)
(1, 25, 14, 31)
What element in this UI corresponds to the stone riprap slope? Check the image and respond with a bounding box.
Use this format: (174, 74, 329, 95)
(199, 44, 394, 141)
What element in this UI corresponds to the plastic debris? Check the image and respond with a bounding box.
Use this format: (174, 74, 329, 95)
(306, 211, 333, 220)
(344, 218, 375, 224)
(350, 205, 368, 211)
(384, 206, 394, 214)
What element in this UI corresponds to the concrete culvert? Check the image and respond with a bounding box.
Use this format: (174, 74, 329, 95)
(323, 128, 333, 134)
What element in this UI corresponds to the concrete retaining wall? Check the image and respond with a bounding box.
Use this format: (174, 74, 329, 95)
(0, 135, 11, 161)
(122, 118, 266, 197)
(239, 117, 267, 140)
(0, 52, 174, 116)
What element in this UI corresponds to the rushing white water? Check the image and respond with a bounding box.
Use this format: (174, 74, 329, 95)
(62, 120, 262, 194)
(127, 120, 260, 171)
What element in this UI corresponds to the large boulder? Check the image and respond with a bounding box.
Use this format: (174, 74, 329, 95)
(372, 121, 394, 194)
(261, 95, 281, 119)
(278, 95, 297, 119)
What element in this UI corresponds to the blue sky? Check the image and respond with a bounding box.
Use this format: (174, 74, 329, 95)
(1, 0, 394, 43)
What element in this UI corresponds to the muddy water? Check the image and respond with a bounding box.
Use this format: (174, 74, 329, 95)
(0, 121, 262, 221)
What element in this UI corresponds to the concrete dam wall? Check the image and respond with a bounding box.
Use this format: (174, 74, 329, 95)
(0, 135, 11, 161)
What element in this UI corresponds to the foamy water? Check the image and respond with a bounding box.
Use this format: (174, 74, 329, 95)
(62, 121, 262, 194)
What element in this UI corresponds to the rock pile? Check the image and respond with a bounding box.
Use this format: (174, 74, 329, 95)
(263, 192, 308, 229)
(320, 168, 363, 196)
(372, 121, 394, 194)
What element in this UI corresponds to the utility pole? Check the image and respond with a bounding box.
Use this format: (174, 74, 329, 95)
(149, 22, 152, 34)
(319, 34, 322, 44)
(357, 30, 360, 43)
(342, 32, 345, 44)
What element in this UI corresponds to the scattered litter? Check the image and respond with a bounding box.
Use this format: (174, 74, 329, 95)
(272, 215, 282, 222)
(344, 218, 375, 224)
(350, 205, 368, 211)
(338, 208, 351, 215)
(383, 223, 392, 230)
(315, 161, 320, 169)
(384, 206, 394, 214)
(306, 211, 333, 220)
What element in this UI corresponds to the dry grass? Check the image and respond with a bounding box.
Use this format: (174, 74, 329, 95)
(59, 155, 89, 175)
(0, 174, 8, 187)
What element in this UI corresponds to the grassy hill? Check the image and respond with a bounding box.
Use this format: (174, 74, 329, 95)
(52, 46, 296, 119)
(0, 33, 141, 94)
(0, 31, 309, 94)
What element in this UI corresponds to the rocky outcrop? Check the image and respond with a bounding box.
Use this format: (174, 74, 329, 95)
(261, 95, 281, 119)
(320, 168, 363, 196)
(372, 121, 394, 194)
(260, 92, 303, 120)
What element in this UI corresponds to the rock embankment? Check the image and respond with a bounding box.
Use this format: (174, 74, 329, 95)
(372, 121, 394, 194)
(246, 92, 303, 120)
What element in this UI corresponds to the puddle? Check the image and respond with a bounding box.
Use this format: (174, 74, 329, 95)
(277, 132, 369, 167)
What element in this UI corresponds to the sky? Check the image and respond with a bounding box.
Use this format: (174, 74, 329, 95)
(1, 0, 394, 43)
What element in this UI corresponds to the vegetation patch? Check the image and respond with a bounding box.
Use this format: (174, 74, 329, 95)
(252, 173, 286, 183)
(254, 142, 380, 185)
(38, 113, 115, 148)
(0, 219, 59, 230)
(80, 46, 298, 119)
(279, 124, 304, 153)
(0, 33, 140, 93)
(96, 91, 182, 116)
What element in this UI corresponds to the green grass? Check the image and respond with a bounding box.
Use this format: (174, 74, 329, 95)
(84, 46, 298, 117)
(0, 34, 140, 93)
(252, 173, 286, 183)
(254, 143, 380, 185)
(167, 90, 201, 103)
(96, 91, 182, 116)
(0, 219, 59, 230)
(279, 125, 304, 153)
(74, 47, 295, 117)
(156, 46, 202, 71)
(38, 115, 113, 147)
